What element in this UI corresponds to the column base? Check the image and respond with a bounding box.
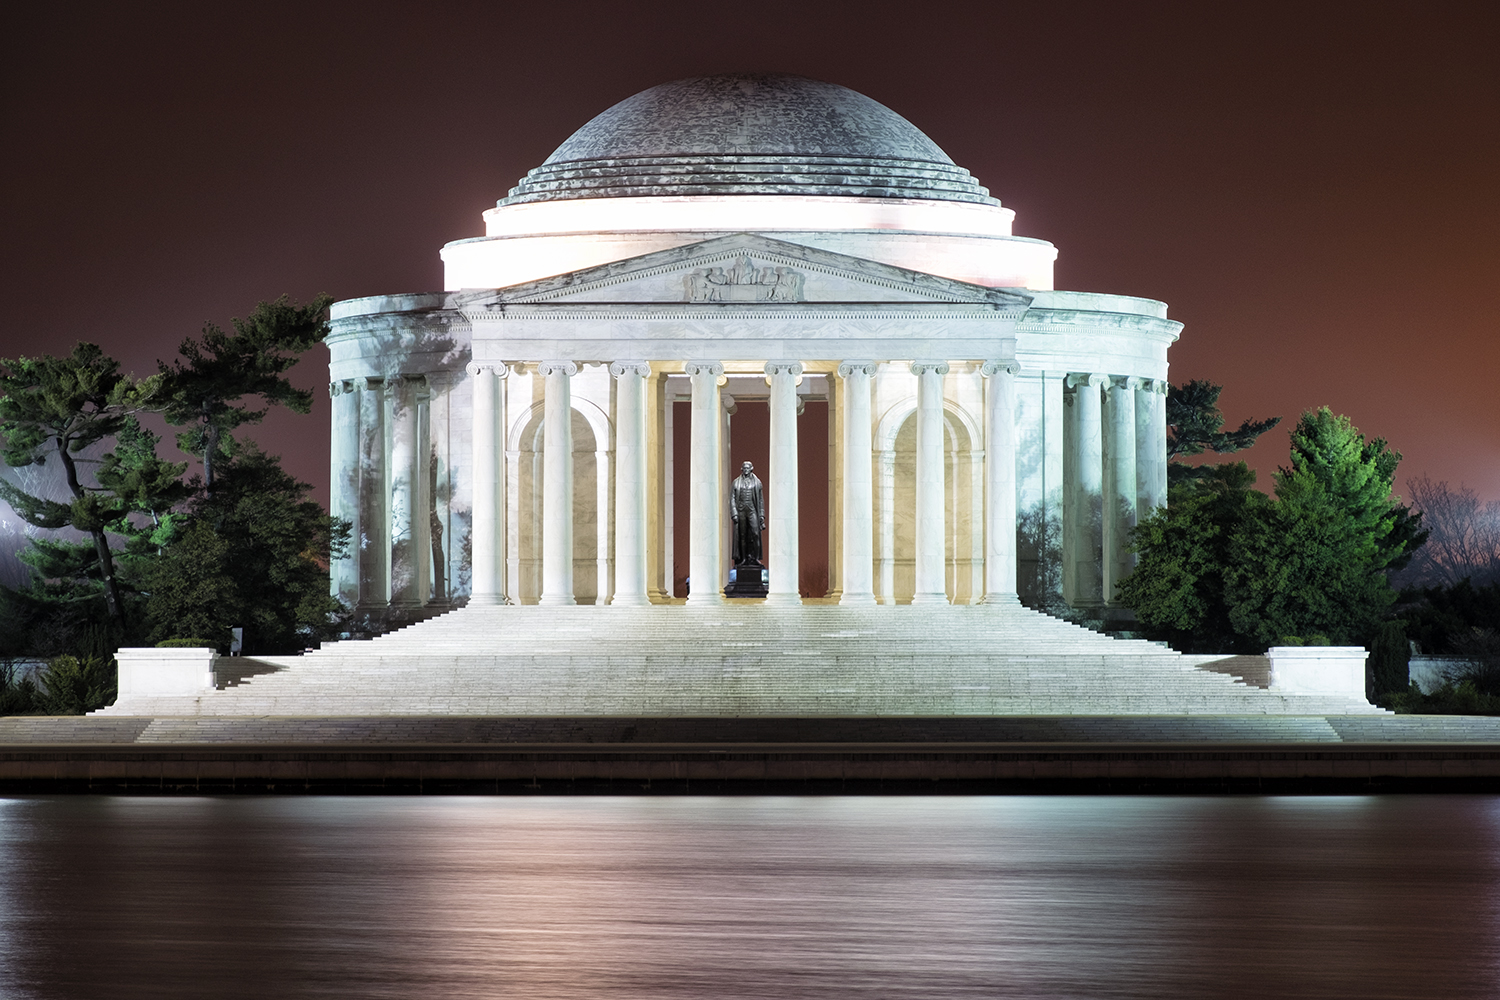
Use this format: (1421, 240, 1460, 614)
(467, 594, 506, 607)
(910, 592, 950, 606)
(686, 593, 725, 606)
(764, 592, 803, 606)
(537, 594, 577, 607)
(838, 592, 876, 606)
(609, 594, 652, 607)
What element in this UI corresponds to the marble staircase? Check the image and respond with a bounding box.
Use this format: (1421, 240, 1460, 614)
(97, 603, 1386, 718)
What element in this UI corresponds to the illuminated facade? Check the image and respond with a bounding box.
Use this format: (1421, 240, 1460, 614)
(325, 74, 1179, 617)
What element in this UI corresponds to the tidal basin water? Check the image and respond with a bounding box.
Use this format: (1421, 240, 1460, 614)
(1, 796, 1498, 999)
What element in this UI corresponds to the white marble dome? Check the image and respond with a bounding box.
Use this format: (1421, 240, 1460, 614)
(442, 74, 1052, 290)
(501, 73, 998, 206)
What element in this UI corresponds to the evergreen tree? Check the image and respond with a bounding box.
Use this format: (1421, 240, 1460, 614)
(1282, 407, 1426, 572)
(1166, 379, 1281, 484)
(0, 344, 161, 629)
(1225, 464, 1397, 646)
(145, 444, 348, 653)
(1123, 409, 1424, 652)
(1120, 462, 1267, 653)
(94, 417, 190, 583)
(159, 295, 331, 489)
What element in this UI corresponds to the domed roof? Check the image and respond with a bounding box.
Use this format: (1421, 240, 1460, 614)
(499, 74, 998, 208)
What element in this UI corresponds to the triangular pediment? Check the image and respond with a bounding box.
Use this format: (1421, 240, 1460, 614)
(456, 234, 1031, 309)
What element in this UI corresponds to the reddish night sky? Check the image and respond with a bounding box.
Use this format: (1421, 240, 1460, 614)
(3, 2, 1497, 507)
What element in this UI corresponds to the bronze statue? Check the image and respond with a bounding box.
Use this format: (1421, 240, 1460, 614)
(729, 460, 764, 564)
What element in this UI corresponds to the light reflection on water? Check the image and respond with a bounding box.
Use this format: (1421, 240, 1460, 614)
(0, 795, 1497, 999)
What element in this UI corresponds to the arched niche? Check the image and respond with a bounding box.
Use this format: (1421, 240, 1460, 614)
(512, 405, 606, 604)
(874, 400, 983, 604)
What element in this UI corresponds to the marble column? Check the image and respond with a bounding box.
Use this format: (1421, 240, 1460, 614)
(388, 375, 427, 609)
(467, 362, 506, 606)
(356, 376, 389, 611)
(1067, 373, 1107, 607)
(538, 360, 577, 606)
(911, 361, 950, 605)
(981, 361, 1020, 605)
(765, 361, 804, 605)
(1139, 380, 1168, 514)
(685, 361, 725, 604)
(425, 373, 453, 607)
(611, 361, 651, 606)
(1103, 376, 1139, 602)
(838, 361, 877, 605)
(329, 380, 360, 608)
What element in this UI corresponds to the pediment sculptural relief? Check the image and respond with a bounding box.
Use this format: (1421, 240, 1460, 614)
(684, 256, 805, 303)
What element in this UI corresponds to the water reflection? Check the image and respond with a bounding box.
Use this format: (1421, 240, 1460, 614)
(1, 796, 1497, 999)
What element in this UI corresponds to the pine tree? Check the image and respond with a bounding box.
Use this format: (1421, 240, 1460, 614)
(159, 295, 331, 489)
(1166, 380, 1281, 484)
(0, 344, 161, 629)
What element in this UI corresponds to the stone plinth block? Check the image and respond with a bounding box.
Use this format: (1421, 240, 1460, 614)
(1268, 647, 1369, 703)
(116, 648, 218, 698)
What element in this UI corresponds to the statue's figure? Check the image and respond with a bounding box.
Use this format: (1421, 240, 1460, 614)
(729, 460, 765, 564)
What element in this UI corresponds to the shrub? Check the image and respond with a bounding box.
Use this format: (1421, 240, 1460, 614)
(156, 638, 218, 649)
(0, 661, 42, 716)
(38, 655, 116, 715)
(1387, 680, 1500, 716)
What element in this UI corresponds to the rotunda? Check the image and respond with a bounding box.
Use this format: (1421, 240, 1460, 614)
(326, 74, 1178, 619)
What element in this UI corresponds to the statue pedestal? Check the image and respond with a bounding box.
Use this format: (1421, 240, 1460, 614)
(724, 559, 769, 599)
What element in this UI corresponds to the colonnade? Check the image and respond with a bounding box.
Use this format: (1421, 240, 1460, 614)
(1063, 374, 1168, 607)
(333, 362, 1169, 614)
(330, 374, 449, 614)
(466, 359, 1023, 607)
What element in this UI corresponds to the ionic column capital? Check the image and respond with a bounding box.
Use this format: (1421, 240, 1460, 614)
(764, 360, 805, 379)
(536, 360, 578, 378)
(465, 361, 510, 378)
(837, 360, 878, 379)
(910, 360, 950, 377)
(609, 360, 651, 379)
(329, 379, 359, 397)
(1122, 376, 1146, 391)
(357, 375, 385, 392)
(682, 360, 725, 379)
(981, 360, 1021, 378)
(1066, 373, 1110, 390)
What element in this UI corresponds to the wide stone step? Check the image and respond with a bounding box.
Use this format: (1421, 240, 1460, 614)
(96, 604, 1386, 718)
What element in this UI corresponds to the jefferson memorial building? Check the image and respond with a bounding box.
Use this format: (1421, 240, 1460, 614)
(325, 74, 1179, 618)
